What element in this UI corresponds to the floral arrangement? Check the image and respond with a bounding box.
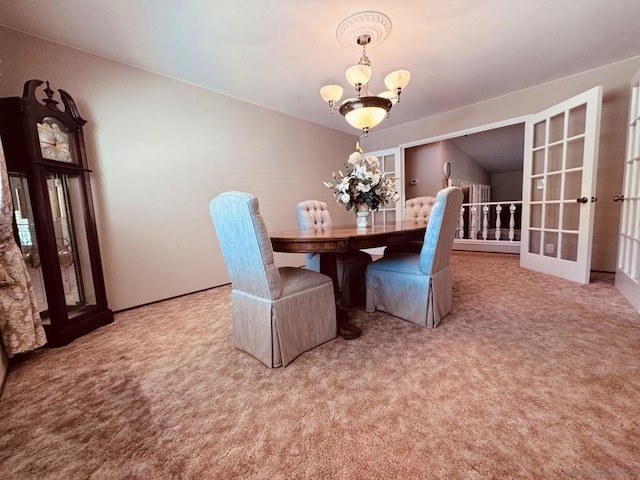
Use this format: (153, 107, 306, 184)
(324, 144, 399, 212)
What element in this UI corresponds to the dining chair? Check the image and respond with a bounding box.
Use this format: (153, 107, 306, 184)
(297, 200, 372, 307)
(209, 191, 337, 367)
(384, 195, 437, 256)
(365, 187, 464, 328)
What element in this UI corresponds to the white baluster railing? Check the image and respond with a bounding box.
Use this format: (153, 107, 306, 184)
(509, 204, 516, 241)
(453, 200, 523, 254)
(481, 205, 489, 240)
(470, 206, 478, 241)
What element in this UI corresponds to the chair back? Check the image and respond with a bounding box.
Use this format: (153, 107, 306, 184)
(404, 196, 437, 222)
(419, 187, 463, 274)
(297, 200, 333, 229)
(209, 191, 281, 299)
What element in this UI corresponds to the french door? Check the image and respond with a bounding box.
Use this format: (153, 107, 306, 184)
(362, 147, 401, 225)
(615, 68, 640, 312)
(520, 86, 603, 284)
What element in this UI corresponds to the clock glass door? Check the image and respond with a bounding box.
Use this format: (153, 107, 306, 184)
(46, 172, 98, 319)
(8, 173, 48, 314)
(8, 172, 99, 324)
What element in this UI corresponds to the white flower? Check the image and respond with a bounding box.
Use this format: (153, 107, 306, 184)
(348, 152, 361, 165)
(354, 164, 368, 179)
(365, 155, 379, 168)
(338, 177, 350, 192)
(356, 182, 371, 193)
(324, 147, 399, 212)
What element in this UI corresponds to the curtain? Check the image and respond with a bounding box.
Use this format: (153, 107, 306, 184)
(0, 138, 47, 357)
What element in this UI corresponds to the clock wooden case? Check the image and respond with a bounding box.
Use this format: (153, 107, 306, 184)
(0, 79, 113, 346)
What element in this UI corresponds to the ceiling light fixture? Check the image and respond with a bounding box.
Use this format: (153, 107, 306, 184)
(320, 11, 410, 136)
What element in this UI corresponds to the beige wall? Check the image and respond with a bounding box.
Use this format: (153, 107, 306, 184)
(404, 142, 442, 197)
(442, 139, 490, 187)
(405, 140, 490, 198)
(364, 56, 640, 272)
(0, 28, 358, 311)
(491, 171, 523, 202)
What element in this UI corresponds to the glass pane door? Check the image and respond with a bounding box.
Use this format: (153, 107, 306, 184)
(521, 86, 602, 283)
(9, 172, 99, 322)
(363, 148, 400, 225)
(8, 174, 48, 317)
(46, 173, 98, 319)
(615, 68, 640, 311)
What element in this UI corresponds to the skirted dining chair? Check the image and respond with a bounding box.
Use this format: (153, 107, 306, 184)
(209, 191, 337, 367)
(297, 200, 371, 307)
(384, 195, 437, 256)
(365, 187, 463, 328)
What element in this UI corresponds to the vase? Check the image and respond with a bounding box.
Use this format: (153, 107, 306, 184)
(355, 203, 371, 229)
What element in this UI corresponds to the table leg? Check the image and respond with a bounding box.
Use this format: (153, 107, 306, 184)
(319, 252, 362, 340)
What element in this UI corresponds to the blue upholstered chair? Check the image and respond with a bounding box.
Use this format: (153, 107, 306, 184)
(384, 195, 437, 256)
(209, 192, 337, 367)
(365, 187, 464, 328)
(297, 200, 372, 307)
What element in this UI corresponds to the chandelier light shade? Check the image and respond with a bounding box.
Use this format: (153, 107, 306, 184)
(320, 85, 344, 114)
(340, 96, 392, 133)
(345, 64, 372, 89)
(384, 70, 411, 93)
(320, 11, 411, 136)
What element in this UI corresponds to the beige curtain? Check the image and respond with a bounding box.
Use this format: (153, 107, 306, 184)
(0, 139, 47, 357)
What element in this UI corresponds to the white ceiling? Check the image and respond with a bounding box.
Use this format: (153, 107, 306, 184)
(449, 123, 525, 174)
(1, 0, 639, 169)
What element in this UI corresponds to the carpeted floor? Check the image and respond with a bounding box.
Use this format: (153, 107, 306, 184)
(1, 252, 639, 479)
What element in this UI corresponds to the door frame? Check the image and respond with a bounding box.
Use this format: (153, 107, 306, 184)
(400, 116, 531, 152)
(397, 116, 529, 232)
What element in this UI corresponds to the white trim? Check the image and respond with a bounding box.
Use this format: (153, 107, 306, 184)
(393, 115, 530, 256)
(362, 147, 402, 222)
(453, 240, 521, 255)
(398, 115, 531, 150)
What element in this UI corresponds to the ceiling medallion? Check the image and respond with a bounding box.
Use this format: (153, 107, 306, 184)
(336, 11, 392, 50)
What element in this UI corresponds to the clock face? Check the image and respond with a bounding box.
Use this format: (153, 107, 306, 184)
(37, 119, 72, 163)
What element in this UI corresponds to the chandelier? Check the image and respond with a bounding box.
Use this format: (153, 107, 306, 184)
(320, 11, 411, 136)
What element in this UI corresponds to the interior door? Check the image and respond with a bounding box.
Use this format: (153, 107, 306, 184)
(520, 86, 603, 284)
(362, 147, 401, 225)
(615, 68, 640, 312)
(361, 147, 401, 256)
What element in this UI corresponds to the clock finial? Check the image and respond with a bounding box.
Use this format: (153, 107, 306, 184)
(42, 81, 59, 108)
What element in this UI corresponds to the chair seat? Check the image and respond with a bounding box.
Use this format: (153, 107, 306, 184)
(279, 266, 334, 295)
(367, 253, 421, 275)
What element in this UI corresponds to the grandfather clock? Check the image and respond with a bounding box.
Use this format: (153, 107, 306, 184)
(0, 79, 113, 346)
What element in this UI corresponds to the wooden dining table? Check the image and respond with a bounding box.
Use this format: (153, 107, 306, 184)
(270, 221, 428, 339)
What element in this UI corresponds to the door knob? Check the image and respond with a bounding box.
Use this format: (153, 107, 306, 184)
(613, 195, 624, 202)
(576, 197, 588, 203)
